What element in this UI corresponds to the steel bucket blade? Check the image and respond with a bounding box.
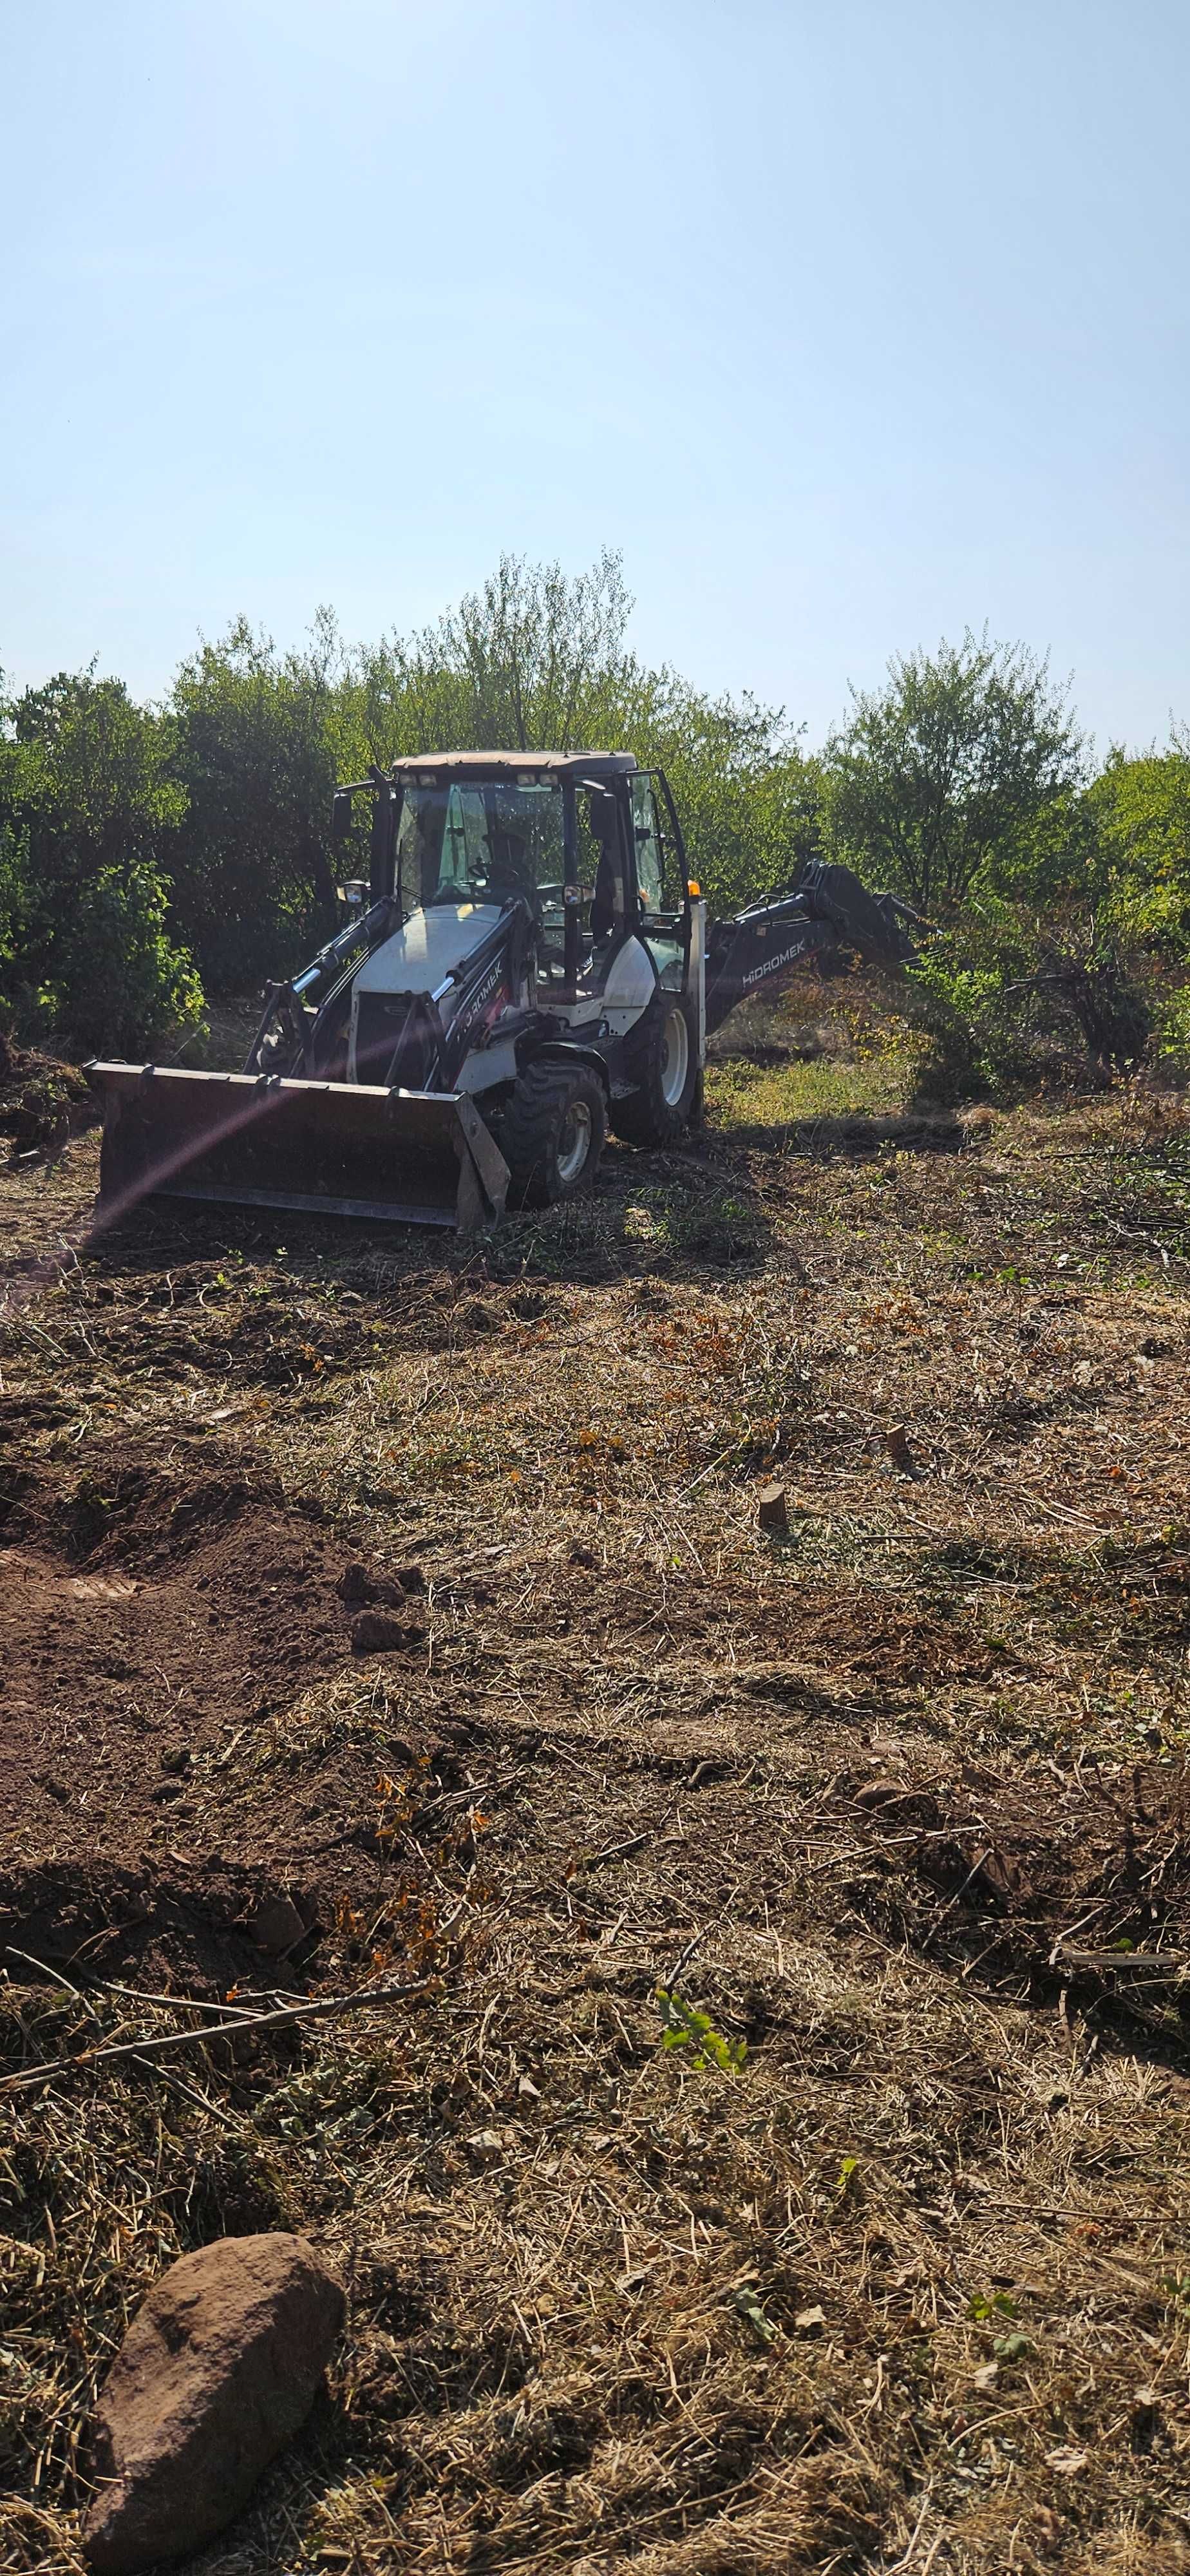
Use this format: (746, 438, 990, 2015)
(86, 1065, 509, 1229)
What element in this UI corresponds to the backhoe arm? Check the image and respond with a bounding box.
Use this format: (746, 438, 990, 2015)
(703, 862, 918, 1037)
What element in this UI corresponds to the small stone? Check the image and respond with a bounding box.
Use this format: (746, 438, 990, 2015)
(249, 1893, 306, 1956)
(757, 1480, 788, 1534)
(795, 2304, 826, 2334)
(467, 2128, 505, 2162)
(853, 1778, 906, 1810)
(82, 2232, 344, 2572)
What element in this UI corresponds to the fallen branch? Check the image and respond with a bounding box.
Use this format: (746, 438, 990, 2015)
(585, 1830, 652, 1869)
(1055, 1946, 1189, 1982)
(0, 1973, 435, 2093)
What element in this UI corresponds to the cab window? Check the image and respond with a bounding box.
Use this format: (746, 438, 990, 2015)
(630, 773, 682, 918)
(439, 786, 488, 893)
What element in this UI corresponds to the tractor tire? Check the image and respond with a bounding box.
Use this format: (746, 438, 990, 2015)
(609, 992, 699, 1148)
(501, 1060, 608, 1208)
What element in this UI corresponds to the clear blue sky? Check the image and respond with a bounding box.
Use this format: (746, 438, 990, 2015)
(2, 0, 1187, 753)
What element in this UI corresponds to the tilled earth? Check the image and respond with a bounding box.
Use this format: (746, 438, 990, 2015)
(2, 1061, 1190, 2575)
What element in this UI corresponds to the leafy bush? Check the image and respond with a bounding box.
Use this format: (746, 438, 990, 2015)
(1088, 738, 1190, 958)
(0, 823, 57, 1043)
(48, 862, 204, 1056)
(1, 669, 203, 1054)
(1155, 983, 1190, 1075)
(909, 904, 1153, 1101)
(0, 822, 30, 1010)
(908, 911, 1043, 1100)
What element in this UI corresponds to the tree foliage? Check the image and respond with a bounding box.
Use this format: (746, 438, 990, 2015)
(415, 548, 636, 753)
(1086, 734, 1190, 951)
(51, 862, 205, 1057)
(0, 667, 202, 1053)
(169, 611, 343, 986)
(826, 631, 1084, 911)
(8, 667, 186, 879)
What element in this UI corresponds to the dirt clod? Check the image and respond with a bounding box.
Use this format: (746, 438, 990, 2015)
(337, 1560, 426, 1605)
(349, 1607, 426, 1654)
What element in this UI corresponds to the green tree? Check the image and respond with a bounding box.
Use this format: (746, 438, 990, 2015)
(51, 862, 205, 1056)
(169, 611, 343, 986)
(0, 822, 32, 1000)
(825, 631, 1084, 912)
(1085, 733, 1190, 952)
(6, 664, 186, 889)
(339, 550, 637, 769)
(408, 547, 636, 753)
(618, 667, 822, 914)
(0, 666, 200, 1050)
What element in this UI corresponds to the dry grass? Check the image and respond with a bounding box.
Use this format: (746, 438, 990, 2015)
(2, 997, 1189, 2572)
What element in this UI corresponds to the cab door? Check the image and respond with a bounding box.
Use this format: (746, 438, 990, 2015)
(628, 771, 690, 987)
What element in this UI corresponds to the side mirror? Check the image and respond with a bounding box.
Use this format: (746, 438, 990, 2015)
(331, 791, 354, 846)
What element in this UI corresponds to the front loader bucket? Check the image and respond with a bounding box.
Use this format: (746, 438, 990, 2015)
(87, 1065, 510, 1230)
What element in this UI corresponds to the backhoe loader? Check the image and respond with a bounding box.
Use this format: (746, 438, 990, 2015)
(88, 751, 914, 1229)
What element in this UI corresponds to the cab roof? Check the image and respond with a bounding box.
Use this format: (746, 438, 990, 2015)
(386, 750, 637, 783)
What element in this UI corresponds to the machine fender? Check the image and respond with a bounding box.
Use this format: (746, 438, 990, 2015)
(520, 1037, 618, 1095)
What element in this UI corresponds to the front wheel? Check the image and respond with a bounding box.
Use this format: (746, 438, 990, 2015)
(609, 993, 700, 1147)
(500, 1060, 608, 1208)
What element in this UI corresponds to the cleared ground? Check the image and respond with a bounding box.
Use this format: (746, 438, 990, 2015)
(1, 1014, 1189, 2573)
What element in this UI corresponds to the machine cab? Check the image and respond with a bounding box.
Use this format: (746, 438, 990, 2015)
(376, 751, 692, 1019)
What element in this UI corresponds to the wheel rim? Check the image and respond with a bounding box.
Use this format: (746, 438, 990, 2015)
(659, 1006, 690, 1108)
(556, 1101, 593, 1184)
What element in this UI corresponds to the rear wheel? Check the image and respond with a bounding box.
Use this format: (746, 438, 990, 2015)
(501, 1061, 608, 1208)
(609, 993, 699, 1147)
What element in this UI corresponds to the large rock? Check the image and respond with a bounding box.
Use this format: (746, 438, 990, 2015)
(82, 2231, 345, 2571)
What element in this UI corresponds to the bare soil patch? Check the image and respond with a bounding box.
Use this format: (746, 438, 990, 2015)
(1, 1061, 1189, 2573)
(0, 1428, 459, 1989)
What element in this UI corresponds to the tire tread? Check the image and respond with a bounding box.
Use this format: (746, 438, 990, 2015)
(502, 1060, 607, 1206)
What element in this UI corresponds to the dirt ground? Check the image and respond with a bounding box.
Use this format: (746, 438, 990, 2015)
(2, 1023, 1189, 2574)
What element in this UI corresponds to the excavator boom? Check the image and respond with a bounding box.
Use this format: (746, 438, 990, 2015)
(704, 862, 918, 1034)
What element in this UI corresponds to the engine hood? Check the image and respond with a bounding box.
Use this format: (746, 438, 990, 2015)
(354, 903, 505, 999)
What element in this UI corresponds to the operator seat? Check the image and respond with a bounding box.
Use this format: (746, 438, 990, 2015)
(590, 799, 624, 948)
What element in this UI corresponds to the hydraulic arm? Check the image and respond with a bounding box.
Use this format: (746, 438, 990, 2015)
(704, 862, 918, 1035)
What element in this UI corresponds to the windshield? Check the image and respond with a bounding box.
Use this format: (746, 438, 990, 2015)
(395, 779, 565, 911)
